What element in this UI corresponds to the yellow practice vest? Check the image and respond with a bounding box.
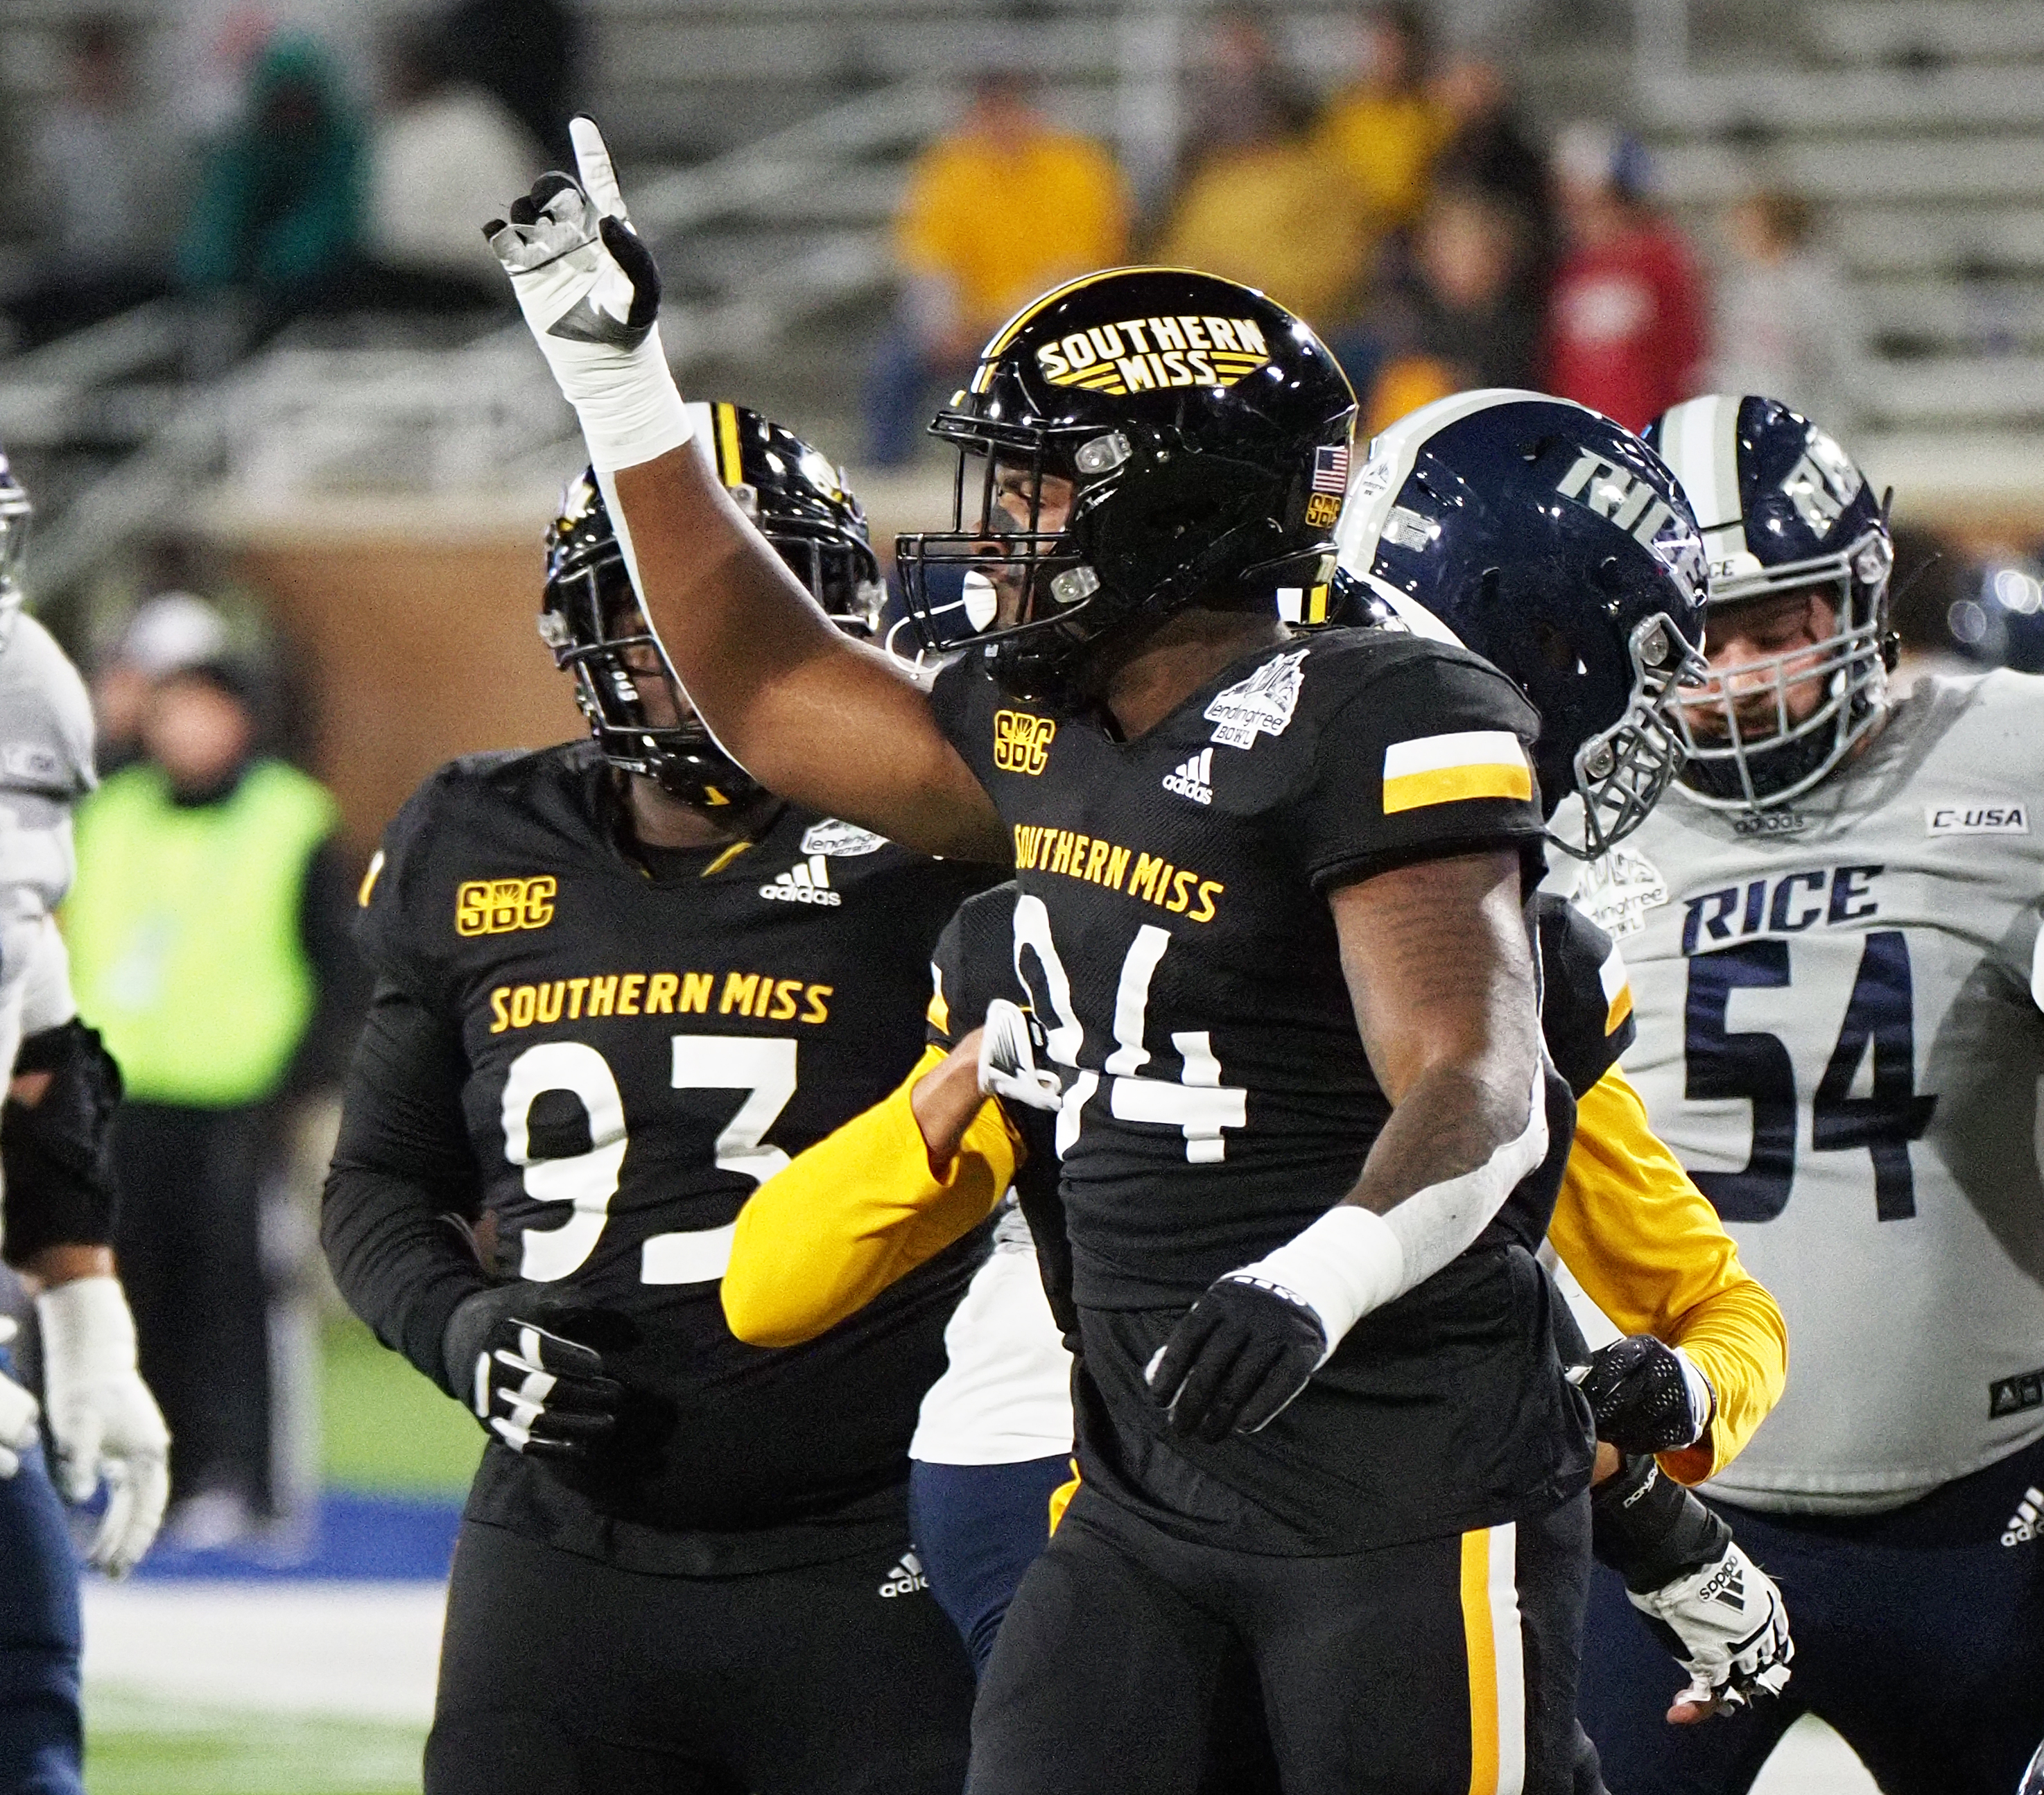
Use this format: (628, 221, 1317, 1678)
(64, 759, 337, 1107)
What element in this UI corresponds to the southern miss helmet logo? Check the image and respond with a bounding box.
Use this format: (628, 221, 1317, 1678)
(1034, 315, 1272, 397)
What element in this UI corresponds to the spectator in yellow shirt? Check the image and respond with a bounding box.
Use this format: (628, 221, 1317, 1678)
(1314, 3, 1453, 243)
(865, 73, 1129, 465)
(1155, 94, 1367, 338)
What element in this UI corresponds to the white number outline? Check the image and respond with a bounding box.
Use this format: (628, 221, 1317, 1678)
(1012, 900, 1245, 1163)
(497, 1034, 798, 1287)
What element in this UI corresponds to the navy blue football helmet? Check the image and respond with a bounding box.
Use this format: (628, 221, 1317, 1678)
(1645, 395, 1894, 810)
(1335, 389, 1707, 858)
(541, 403, 881, 827)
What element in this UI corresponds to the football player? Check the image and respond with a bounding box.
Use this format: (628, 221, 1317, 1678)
(320, 409, 991, 1795)
(725, 397, 1796, 1737)
(487, 124, 1708, 1791)
(1564, 393, 2044, 1795)
(0, 447, 171, 1795)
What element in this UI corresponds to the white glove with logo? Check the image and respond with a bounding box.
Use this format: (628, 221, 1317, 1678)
(484, 116, 692, 474)
(36, 1276, 171, 1576)
(1629, 1539, 1794, 1715)
(0, 1317, 40, 1479)
(978, 998, 1064, 1113)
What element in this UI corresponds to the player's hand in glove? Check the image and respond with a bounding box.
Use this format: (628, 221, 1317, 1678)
(485, 116, 691, 475)
(1582, 1333, 1715, 1453)
(1629, 1539, 1793, 1722)
(443, 1285, 628, 1461)
(35, 1276, 171, 1576)
(1145, 1275, 1328, 1441)
(978, 998, 1063, 1113)
(0, 1318, 40, 1480)
(1148, 1203, 1408, 1441)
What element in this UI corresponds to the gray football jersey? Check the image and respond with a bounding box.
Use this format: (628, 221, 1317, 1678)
(0, 612, 94, 928)
(1566, 670, 2044, 1514)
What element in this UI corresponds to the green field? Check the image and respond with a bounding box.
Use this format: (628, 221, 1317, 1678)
(83, 1319, 470, 1795)
(320, 1315, 483, 1494)
(87, 1692, 426, 1795)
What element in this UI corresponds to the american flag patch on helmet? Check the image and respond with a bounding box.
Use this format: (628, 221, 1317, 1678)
(1312, 444, 1351, 495)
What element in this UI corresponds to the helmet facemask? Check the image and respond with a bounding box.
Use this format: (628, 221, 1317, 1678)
(1556, 612, 1710, 858)
(539, 545, 775, 829)
(1672, 527, 1894, 811)
(897, 417, 1123, 701)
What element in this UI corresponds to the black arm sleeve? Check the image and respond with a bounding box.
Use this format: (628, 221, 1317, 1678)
(285, 835, 374, 1095)
(320, 976, 490, 1396)
(1, 1019, 123, 1265)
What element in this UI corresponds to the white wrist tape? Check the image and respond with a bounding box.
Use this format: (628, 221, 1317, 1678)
(1231, 1063, 1550, 1355)
(36, 1274, 139, 1378)
(562, 328, 693, 476)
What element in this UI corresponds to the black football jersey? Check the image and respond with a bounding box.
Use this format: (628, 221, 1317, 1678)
(1536, 892, 1636, 1099)
(355, 740, 994, 1572)
(928, 630, 1594, 1550)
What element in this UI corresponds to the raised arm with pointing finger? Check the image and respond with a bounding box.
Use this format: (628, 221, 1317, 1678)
(485, 120, 1004, 861)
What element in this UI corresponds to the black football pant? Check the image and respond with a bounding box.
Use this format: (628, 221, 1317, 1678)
(426, 1518, 976, 1795)
(1579, 1430, 2044, 1795)
(110, 1100, 275, 1511)
(968, 1482, 1591, 1795)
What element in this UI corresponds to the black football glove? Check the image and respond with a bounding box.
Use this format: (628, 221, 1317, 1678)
(442, 1285, 627, 1462)
(1582, 1333, 1714, 1454)
(1145, 1276, 1328, 1443)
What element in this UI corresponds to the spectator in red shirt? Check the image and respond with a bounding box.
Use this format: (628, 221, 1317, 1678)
(1540, 123, 1706, 431)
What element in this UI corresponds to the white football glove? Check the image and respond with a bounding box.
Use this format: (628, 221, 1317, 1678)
(36, 1276, 170, 1577)
(1629, 1538, 1793, 1715)
(0, 1317, 40, 1480)
(485, 116, 692, 474)
(978, 998, 1064, 1113)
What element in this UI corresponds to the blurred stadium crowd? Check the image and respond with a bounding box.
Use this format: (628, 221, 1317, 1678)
(0, 0, 2032, 1559)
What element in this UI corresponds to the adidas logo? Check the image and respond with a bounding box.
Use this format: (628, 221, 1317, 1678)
(1696, 1559, 1746, 1611)
(878, 1550, 928, 1598)
(2002, 1485, 2044, 1547)
(761, 854, 842, 906)
(1162, 747, 1213, 806)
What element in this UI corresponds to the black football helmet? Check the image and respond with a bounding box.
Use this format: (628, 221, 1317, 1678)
(1644, 395, 1894, 811)
(540, 403, 883, 825)
(1335, 390, 1707, 859)
(897, 267, 1357, 702)
(0, 446, 30, 645)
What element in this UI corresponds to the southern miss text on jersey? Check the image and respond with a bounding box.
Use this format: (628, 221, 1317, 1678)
(928, 629, 1592, 1552)
(1575, 671, 2044, 1512)
(356, 741, 992, 1569)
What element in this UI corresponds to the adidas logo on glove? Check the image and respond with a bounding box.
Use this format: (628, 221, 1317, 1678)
(878, 1550, 928, 1598)
(1162, 748, 1213, 806)
(761, 854, 841, 906)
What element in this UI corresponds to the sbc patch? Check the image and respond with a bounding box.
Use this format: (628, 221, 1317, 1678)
(456, 876, 556, 937)
(994, 709, 1057, 776)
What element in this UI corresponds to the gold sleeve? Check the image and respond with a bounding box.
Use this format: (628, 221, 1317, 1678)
(1548, 1064, 1789, 1486)
(720, 1043, 1021, 1349)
